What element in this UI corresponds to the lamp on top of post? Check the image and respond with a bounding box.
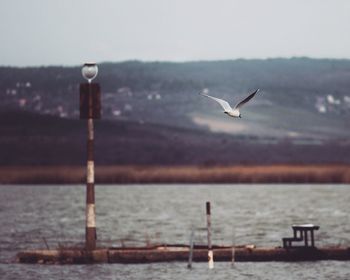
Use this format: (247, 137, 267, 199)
(82, 63, 98, 84)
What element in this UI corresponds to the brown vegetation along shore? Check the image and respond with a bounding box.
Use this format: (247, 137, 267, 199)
(0, 165, 350, 184)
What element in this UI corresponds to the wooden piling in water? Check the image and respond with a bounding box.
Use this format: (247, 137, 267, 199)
(231, 227, 235, 267)
(187, 227, 194, 269)
(206, 201, 214, 269)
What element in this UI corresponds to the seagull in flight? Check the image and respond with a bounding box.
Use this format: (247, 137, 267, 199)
(199, 89, 260, 118)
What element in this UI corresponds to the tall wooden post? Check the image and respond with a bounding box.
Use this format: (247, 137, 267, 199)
(206, 201, 214, 269)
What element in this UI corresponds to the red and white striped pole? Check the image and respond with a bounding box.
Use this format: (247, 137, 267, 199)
(86, 116, 96, 250)
(81, 63, 99, 251)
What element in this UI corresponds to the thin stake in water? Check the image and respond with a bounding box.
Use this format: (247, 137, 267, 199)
(187, 226, 195, 269)
(231, 226, 236, 267)
(206, 201, 214, 269)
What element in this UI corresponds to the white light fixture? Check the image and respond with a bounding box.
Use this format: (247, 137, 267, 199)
(82, 63, 98, 83)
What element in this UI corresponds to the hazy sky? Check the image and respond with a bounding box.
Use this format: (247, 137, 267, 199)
(1, 0, 350, 66)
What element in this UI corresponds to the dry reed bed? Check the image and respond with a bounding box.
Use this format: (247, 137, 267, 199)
(0, 165, 350, 184)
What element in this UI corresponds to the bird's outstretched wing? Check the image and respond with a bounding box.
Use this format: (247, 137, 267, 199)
(199, 92, 233, 112)
(234, 89, 260, 109)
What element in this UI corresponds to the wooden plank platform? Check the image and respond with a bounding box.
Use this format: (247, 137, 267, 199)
(16, 246, 350, 264)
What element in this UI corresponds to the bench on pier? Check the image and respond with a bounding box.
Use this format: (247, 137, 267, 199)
(282, 224, 320, 249)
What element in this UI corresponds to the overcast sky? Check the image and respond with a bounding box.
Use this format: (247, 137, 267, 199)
(1, 0, 350, 66)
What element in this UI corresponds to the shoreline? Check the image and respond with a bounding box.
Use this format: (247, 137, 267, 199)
(0, 164, 350, 184)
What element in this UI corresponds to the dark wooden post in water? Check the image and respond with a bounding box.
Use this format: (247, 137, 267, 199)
(206, 201, 214, 269)
(231, 226, 235, 267)
(187, 226, 194, 269)
(80, 63, 101, 251)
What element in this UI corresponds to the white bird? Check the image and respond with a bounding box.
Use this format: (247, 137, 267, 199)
(199, 89, 260, 118)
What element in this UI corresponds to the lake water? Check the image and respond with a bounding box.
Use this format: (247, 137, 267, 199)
(1, 184, 350, 279)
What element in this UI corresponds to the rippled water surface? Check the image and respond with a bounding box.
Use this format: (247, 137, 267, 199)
(1, 184, 350, 279)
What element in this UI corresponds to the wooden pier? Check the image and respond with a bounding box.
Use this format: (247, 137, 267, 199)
(17, 245, 350, 264)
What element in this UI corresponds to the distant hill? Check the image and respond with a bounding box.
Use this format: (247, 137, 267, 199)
(0, 58, 350, 165)
(1, 58, 350, 140)
(0, 110, 349, 166)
